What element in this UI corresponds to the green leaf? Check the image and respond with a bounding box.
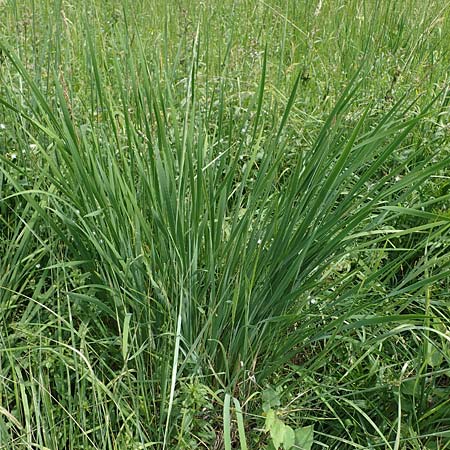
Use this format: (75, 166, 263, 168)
(233, 397, 248, 450)
(265, 409, 277, 433)
(270, 417, 285, 450)
(262, 388, 281, 412)
(121, 312, 132, 361)
(295, 425, 314, 450)
(283, 425, 295, 450)
(426, 342, 443, 368)
(401, 379, 418, 396)
(223, 393, 232, 450)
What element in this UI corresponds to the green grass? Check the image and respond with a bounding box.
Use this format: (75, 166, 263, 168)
(1, 0, 450, 449)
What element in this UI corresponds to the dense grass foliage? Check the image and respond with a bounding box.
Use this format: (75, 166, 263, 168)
(1, 1, 450, 449)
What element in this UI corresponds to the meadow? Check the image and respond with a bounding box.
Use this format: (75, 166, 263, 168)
(1, 0, 450, 448)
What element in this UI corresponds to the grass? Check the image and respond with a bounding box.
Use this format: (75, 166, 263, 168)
(1, 0, 450, 448)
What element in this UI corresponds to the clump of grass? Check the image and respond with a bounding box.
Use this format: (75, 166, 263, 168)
(1, 1, 450, 448)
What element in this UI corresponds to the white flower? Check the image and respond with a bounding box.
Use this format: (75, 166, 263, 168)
(0, 124, 5, 130)
(314, 0, 323, 16)
(10, 152, 17, 161)
(257, 239, 262, 245)
(36, 264, 41, 269)
(29, 144, 38, 150)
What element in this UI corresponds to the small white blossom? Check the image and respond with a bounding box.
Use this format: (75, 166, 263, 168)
(314, 0, 323, 16)
(36, 264, 41, 269)
(257, 239, 262, 245)
(0, 124, 5, 130)
(29, 144, 38, 150)
(10, 152, 17, 161)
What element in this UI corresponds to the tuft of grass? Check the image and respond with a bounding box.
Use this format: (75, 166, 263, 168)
(1, 1, 450, 448)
